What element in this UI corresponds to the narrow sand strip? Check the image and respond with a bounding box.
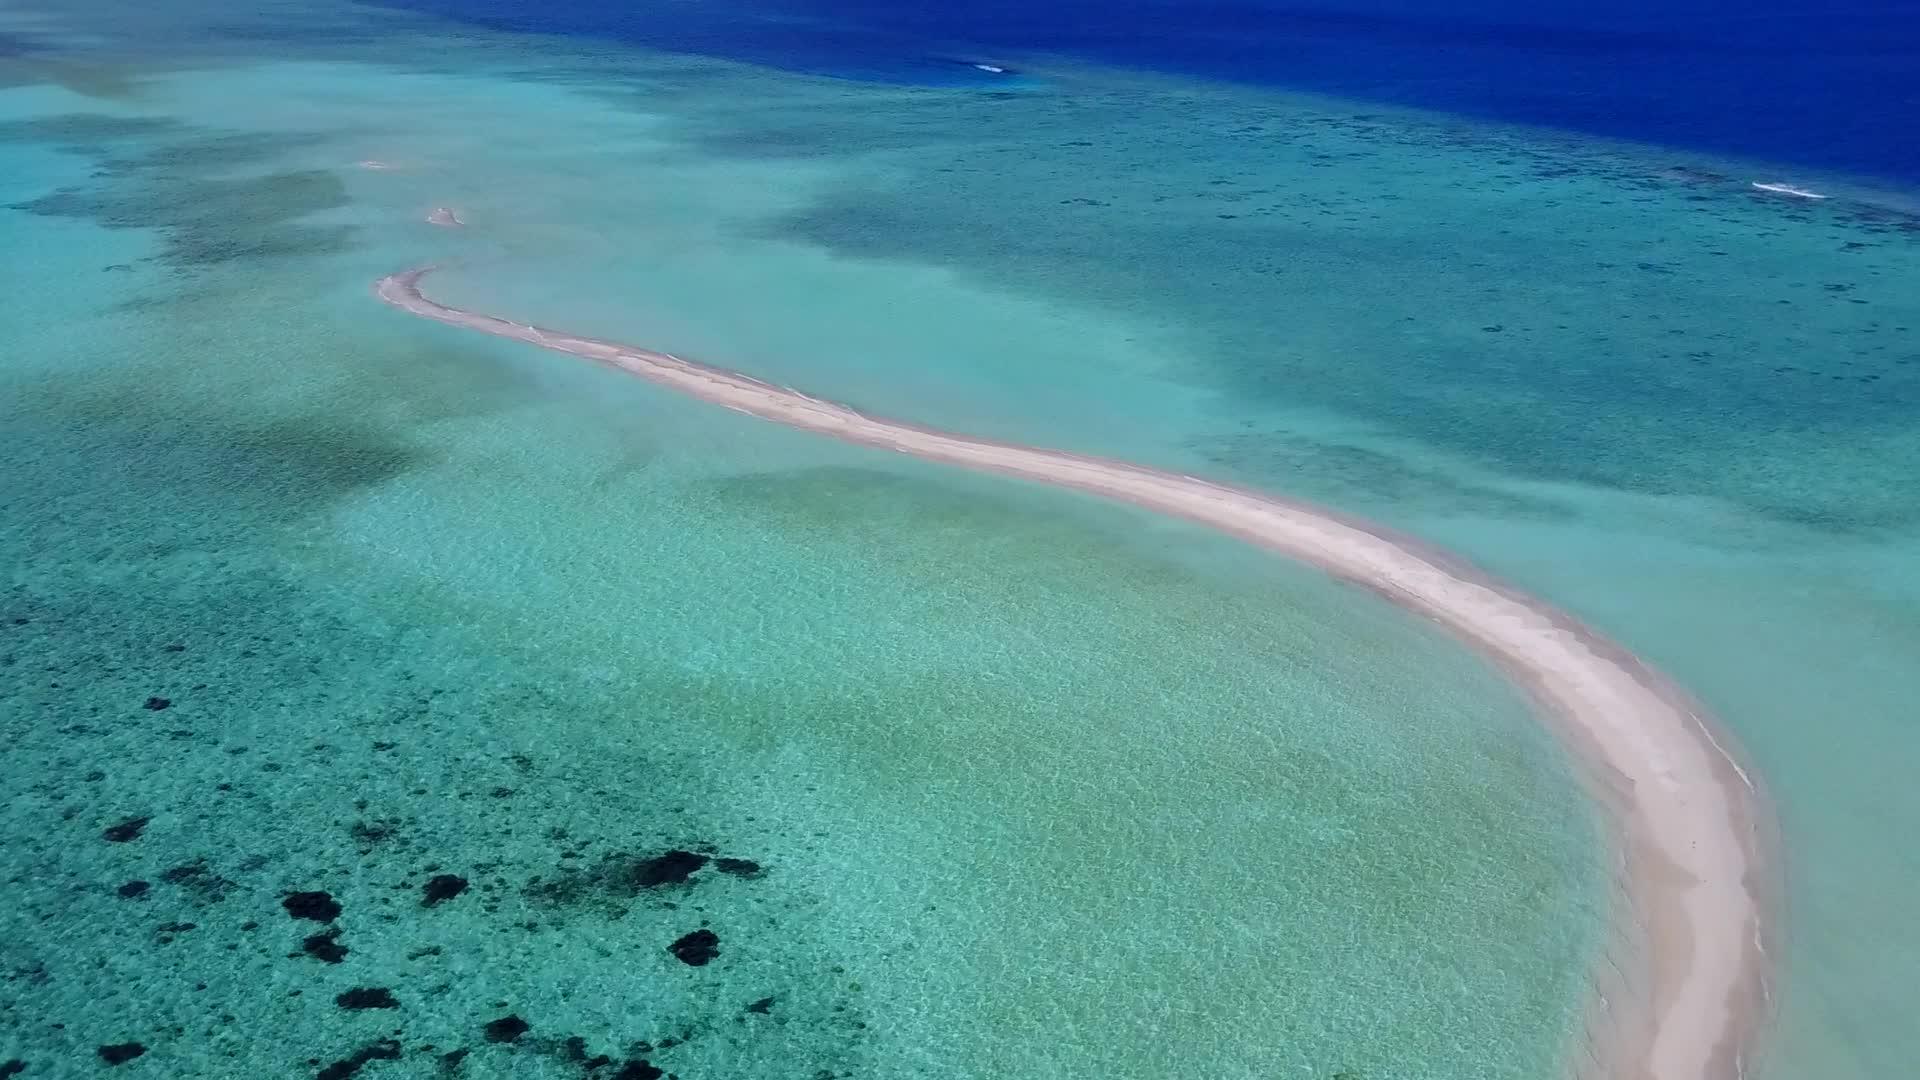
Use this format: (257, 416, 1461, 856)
(376, 266, 1771, 1080)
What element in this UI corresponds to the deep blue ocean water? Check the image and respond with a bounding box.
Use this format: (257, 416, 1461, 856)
(373, 0, 1920, 184)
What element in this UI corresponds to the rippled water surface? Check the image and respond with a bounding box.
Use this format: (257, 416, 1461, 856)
(2, 1, 1916, 1078)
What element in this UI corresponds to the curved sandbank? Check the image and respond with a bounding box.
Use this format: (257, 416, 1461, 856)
(376, 266, 1772, 1080)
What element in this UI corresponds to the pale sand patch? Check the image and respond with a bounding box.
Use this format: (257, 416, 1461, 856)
(356, 159, 393, 170)
(376, 266, 1773, 1080)
(426, 207, 464, 227)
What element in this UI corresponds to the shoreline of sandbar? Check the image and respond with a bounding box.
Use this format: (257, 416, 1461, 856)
(374, 266, 1772, 1080)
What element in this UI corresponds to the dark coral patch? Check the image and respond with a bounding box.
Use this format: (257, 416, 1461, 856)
(314, 1038, 400, 1080)
(632, 850, 707, 889)
(422, 873, 468, 907)
(283, 890, 341, 922)
(102, 816, 149, 842)
(302, 927, 348, 963)
(482, 1015, 530, 1043)
(611, 1061, 664, 1080)
(116, 879, 150, 899)
(161, 859, 236, 903)
(348, 820, 399, 849)
(668, 928, 720, 967)
(97, 1043, 146, 1065)
(530, 845, 768, 908)
(335, 987, 398, 1010)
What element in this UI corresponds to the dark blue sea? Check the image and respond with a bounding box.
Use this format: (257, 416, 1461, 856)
(376, 0, 1920, 184)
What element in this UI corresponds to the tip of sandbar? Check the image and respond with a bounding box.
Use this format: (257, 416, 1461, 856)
(1750, 180, 1827, 200)
(426, 207, 465, 227)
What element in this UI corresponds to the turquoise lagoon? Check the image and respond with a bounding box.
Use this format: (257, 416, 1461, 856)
(1, 2, 1915, 1078)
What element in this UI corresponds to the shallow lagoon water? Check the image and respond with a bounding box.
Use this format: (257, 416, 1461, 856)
(0, 2, 1915, 1078)
(0, 15, 1597, 1079)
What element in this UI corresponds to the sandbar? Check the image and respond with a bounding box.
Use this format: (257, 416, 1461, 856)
(375, 266, 1772, 1080)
